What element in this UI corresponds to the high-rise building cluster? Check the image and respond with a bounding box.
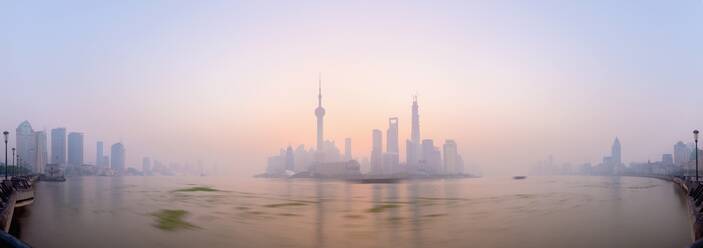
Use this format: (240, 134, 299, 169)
(530, 138, 700, 177)
(264, 80, 466, 178)
(10, 120, 131, 176)
(366, 96, 465, 176)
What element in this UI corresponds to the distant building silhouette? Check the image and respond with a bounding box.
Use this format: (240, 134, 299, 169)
(142, 157, 151, 174)
(662, 154, 674, 166)
(387, 117, 399, 154)
(344, 138, 352, 161)
(285, 146, 294, 171)
(371, 129, 383, 174)
(443, 140, 459, 174)
(321, 140, 342, 163)
(674, 141, 690, 166)
(67, 132, 84, 166)
(96, 141, 104, 167)
(294, 145, 314, 172)
(267, 152, 285, 175)
(406, 140, 416, 166)
(598, 137, 624, 175)
(612, 137, 622, 165)
(50, 128, 66, 165)
(421, 139, 442, 174)
(111, 143, 126, 172)
(267, 147, 298, 175)
(309, 160, 361, 178)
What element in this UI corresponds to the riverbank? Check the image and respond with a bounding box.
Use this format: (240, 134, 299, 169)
(673, 177, 703, 243)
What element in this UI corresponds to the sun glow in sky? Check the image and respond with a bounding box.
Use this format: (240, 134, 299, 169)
(2, 1, 702, 176)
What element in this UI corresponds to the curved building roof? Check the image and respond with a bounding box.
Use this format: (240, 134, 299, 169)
(16, 120, 33, 134)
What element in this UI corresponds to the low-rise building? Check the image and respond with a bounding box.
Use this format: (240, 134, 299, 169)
(310, 160, 361, 178)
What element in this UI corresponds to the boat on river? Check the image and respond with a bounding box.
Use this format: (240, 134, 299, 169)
(40, 163, 66, 182)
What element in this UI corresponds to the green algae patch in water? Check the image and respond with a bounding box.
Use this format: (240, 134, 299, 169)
(152, 209, 197, 231)
(173, 186, 219, 192)
(344, 214, 365, 219)
(263, 202, 307, 208)
(424, 213, 448, 218)
(366, 204, 401, 213)
(278, 213, 300, 217)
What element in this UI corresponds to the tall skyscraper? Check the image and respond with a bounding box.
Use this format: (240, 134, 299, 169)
(315, 81, 326, 153)
(16, 121, 36, 170)
(383, 117, 400, 174)
(674, 141, 691, 166)
(411, 96, 420, 144)
(34, 131, 48, 173)
(611, 137, 621, 165)
(96, 141, 104, 167)
(67, 132, 84, 166)
(371, 129, 383, 174)
(111, 143, 126, 172)
(16, 121, 48, 173)
(50, 128, 66, 165)
(406, 96, 421, 165)
(443, 140, 458, 174)
(387, 117, 399, 154)
(422, 139, 442, 174)
(344, 138, 352, 161)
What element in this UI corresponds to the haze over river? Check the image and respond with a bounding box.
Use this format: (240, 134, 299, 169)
(11, 176, 692, 248)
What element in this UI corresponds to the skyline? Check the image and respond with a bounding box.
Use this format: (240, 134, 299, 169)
(2, 1, 703, 176)
(4, 79, 702, 176)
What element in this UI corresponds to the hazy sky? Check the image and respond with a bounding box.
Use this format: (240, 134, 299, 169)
(2, 1, 702, 176)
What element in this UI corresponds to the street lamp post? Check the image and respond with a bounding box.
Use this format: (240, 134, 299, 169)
(11, 148, 14, 178)
(695, 130, 700, 182)
(3, 131, 8, 181)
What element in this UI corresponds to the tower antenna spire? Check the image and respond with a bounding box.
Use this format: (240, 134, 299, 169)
(318, 73, 322, 107)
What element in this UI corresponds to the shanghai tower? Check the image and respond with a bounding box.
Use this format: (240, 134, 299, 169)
(407, 96, 421, 165)
(411, 95, 420, 144)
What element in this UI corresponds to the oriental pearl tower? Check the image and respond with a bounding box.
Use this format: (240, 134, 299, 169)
(315, 78, 325, 159)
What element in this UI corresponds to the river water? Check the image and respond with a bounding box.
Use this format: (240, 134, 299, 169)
(11, 176, 693, 248)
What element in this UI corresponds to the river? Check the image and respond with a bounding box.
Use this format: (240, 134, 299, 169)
(10, 176, 693, 248)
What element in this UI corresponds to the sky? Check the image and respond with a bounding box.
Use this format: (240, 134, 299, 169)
(1, 0, 702, 176)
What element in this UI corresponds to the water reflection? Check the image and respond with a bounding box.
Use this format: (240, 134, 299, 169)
(314, 181, 325, 248)
(11, 176, 695, 248)
(407, 180, 424, 248)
